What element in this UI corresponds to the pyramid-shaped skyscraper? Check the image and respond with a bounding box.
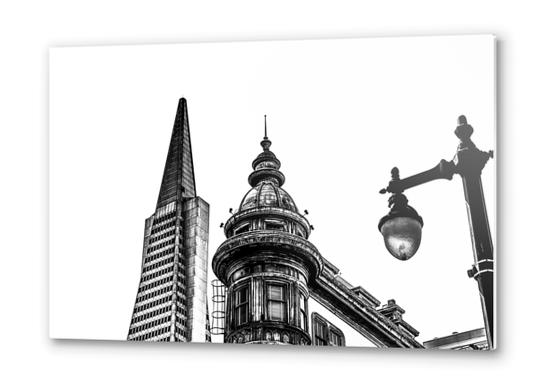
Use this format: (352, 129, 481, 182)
(128, 98, 211, 342)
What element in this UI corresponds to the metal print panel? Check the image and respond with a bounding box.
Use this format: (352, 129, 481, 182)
(49, 35, 496, 349)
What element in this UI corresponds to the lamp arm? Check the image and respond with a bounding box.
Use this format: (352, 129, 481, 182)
(377, 115, 495, 348)
(379, 159, 456, 194)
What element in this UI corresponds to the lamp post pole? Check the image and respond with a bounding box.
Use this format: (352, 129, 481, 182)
(379, 116, 494, 349)
(454, 115, 494, 350)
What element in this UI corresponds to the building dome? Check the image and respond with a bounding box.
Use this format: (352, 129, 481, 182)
(212, 116, 322, 347)
(221, 116, 311, 240)
(238, 118, 299, 213)
(239, 181, 298, 212)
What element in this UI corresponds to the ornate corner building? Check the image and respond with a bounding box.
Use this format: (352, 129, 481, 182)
(212, 127, 424, 348)
(127, 98, 211, 342)
(213, 132, 317, 345)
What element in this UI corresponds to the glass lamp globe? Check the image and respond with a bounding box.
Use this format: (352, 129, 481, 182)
(380, 216, 422, 260)
(378, 194, 424, 261)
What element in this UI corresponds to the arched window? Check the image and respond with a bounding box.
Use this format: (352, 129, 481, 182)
(311, 312, 345, 347)
(329, 328, 344, 346)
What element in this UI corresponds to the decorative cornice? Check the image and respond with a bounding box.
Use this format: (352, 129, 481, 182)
(227, 322, 311, 345)
(212, 230, 323, 282)
(248, 168, 285, 188)
(312, 265, 424, 348)
(224, 206, 311, 237)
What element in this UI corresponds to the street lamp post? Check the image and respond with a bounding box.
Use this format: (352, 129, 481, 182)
(378, 115, 495, 349)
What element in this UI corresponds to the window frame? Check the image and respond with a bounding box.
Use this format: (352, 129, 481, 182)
(311, 312, 345, 347)
(234, 222, 250, 235)
(328, 326, 345, 347)
(299, 291, 307, 330)
(266, 282, 288, 322)
(233, 284, 250, 327)
(312, 314, 328, 346)
(264, 219, 285, 232)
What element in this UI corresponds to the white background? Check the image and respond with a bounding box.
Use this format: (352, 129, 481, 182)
(1, 0, 540, 383)
(49, 36, 494, 345)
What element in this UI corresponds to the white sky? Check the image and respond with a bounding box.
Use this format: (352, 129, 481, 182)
(49, 35, 495, 346)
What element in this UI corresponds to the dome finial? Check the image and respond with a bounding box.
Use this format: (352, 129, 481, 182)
(260, 115, 272, 151)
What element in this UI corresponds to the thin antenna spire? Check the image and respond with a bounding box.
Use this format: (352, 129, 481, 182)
(264, 115, 268, 139)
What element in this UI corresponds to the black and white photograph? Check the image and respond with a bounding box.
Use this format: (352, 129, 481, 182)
(7, 0, 542, 382)
(49, 35, 495, 349)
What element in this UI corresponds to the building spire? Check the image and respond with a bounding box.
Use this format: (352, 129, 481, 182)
(156, 98, 197, 208)
(260, 115, 272, 152)
(249, 115, 285, 187)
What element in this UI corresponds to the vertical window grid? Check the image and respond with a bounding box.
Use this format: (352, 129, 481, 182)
(234, 285, 249, 326)
(267, 284, 287, 322)
(299, 293, 307, 330)
(311, 313, 345, 347)
(314, 318, 327, 346)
